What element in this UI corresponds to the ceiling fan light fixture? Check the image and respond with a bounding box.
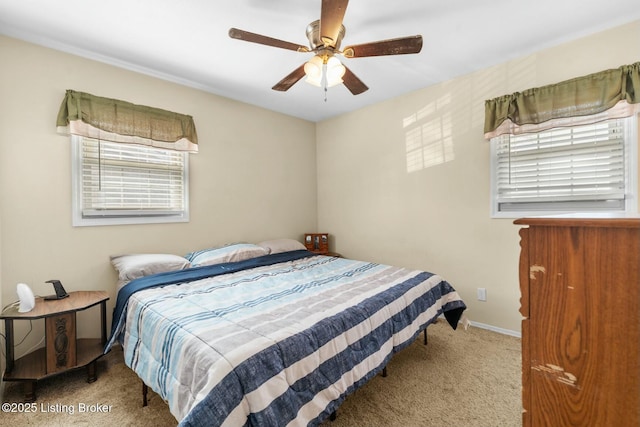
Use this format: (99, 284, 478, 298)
(325, 56, 346, 87)
(305, 74, 323, 87)
(304, 55, 323, 77)
(326, 77, 343, 88)
(304, 55, 324, 87)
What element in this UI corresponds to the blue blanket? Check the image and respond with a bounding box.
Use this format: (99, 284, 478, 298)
(106, 250, 316, 352)
(108, 251, 466, 426)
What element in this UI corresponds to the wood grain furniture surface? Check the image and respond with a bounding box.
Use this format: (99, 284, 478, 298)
(0, 290, 109, 402)
(515, 217, 640, 427)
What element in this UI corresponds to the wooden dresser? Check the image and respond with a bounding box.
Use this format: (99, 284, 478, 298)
(515, 218, 639, 427)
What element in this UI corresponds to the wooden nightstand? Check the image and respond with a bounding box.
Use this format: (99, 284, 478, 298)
(304, 233, 329, 254)
(303, 234, 342, 257)
(0, 290, 109, 402)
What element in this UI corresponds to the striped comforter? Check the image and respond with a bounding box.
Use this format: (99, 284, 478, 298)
(107, 250, 466, 427)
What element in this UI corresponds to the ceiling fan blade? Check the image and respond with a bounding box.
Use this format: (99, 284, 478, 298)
(342, 66, 368, 95)
(320, 0, 349, 47)
(229, 28, 310, 52)
(272, 64, 307, 92)
(342, 35, 423, 58)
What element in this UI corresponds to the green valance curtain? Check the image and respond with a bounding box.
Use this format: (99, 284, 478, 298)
(56, 90, 198, 153)
(484, 62, 640, 139)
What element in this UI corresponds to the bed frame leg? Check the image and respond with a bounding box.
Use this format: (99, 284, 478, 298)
(424, 328, 428, 345)
(330, 411, 337, 421)
(142, 381, 148, 407)
(382, 366, 388, 377)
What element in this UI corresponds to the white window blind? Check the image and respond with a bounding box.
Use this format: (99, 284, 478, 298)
(492, 117, 635, 215)
(72, 136, 189, 226)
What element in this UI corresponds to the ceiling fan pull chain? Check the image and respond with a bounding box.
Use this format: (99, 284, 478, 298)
(323, 63, 328, 102)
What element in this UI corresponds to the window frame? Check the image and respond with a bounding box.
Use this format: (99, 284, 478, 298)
(71, 135, 190, 227)
(490, 115, 638, 218)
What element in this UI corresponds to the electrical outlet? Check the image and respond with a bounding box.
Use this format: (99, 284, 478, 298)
(477, 287, 487, 301)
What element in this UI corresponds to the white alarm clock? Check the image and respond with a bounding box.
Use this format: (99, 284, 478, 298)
(16, 283, 35, 313)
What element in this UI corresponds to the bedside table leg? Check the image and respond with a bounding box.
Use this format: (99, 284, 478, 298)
(142, 382, 148, 407)
(100, 301, 107, 345)
(24, 381, 36, 402)
(5, 319, 14, 373)
(86, 360, 97, 383)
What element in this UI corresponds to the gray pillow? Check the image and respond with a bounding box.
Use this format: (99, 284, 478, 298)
(110, 253, 191, 290)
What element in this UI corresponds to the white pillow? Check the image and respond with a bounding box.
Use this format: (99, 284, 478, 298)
(110, 254, 191, 290)
(257, 239, 306, 255)
(185, 243, 268, 267)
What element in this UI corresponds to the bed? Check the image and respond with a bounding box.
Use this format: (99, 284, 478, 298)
(105, 241, 466, 427)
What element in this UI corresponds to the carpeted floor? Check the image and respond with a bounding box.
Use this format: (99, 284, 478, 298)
(1, 321, 521, 426)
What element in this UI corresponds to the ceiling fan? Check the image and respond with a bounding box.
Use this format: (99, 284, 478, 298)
(228, 0, 423, 95)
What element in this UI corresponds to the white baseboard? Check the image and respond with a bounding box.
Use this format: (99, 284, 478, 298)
(468, 320, 521, 338)
(435, 315, 521, 338)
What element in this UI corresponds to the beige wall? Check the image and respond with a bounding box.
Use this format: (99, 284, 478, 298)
(316, 21, 640, 334)
(0, 19, 638, 354)
(0, 36, 317, 353)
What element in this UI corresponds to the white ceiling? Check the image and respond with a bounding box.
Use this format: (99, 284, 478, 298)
(1, 0, 639, 122)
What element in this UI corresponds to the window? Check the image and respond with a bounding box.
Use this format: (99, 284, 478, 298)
(490, 116, 637, 217)
(71, 136, 189, 226)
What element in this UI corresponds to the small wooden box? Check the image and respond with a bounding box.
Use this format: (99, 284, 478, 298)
(304, 233, 329, 254)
